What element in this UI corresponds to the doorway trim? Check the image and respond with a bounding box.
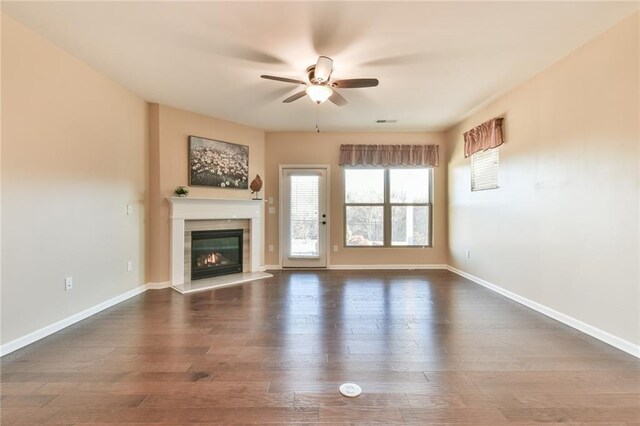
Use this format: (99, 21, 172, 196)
(278, 164, 331, 269)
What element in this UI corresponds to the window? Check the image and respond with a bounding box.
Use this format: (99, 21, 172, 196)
(471, 147, 499, 191)
(344, 168, 432, 247)
(289, 175, 319, 257)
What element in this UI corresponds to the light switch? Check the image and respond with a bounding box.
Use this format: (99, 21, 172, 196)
(268, 207, 276, 214)
(126, 204, 133, 215)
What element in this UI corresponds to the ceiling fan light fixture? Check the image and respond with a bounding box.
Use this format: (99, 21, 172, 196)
(261, 56, 378, 108)
(306, 85, 333, 104)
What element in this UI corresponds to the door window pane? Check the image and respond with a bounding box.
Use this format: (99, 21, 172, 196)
(345, 169, 384, 203)
(346, 206, 383, 246)
(390, 169, 430, 203)
(391, 206, 429, 246)
(289, 175, 319, 257)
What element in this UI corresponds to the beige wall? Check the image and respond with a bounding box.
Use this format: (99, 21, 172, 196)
(446, 13, 639, 345)
(0, 10, 4, 347)
(147, 104, 265, 283)
(1, 15, 148, 344)
(264, 132, 447, 266)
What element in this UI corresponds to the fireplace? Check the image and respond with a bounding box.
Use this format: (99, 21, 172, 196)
(191, 229, 243, 280)
(170, 198, 264, 287)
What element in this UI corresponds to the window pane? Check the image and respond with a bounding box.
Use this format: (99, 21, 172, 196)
(391, 206, 429, 246)
(289, 175, 319, 257)
(346, 206, 383, 246)
(390, 169, 430, 203)
(345, 169, 384, 203)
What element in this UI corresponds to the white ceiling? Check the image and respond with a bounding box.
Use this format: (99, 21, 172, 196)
(3, 1, 638, 132)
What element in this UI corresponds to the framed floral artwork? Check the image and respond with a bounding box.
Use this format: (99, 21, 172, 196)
(188, 135, 249, 189)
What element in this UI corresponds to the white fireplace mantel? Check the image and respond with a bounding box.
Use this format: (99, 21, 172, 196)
(169, 197, 264, 286)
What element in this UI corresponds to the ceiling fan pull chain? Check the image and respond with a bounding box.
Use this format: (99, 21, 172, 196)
(316, 104, 320, 133)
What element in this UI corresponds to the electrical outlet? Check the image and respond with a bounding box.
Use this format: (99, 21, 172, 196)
(65, 276, 73, 290)
(126, 204, 133, 215)
(268, 245, 274, 253)
(333, 245, 338, 252)
(268, 207, 276, 214)
(466, 249, 471, 259)
(127, 261, 133, 272)
(268, 197, 274, 204)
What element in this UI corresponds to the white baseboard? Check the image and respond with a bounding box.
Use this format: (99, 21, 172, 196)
(329, 264, 447, 270)
(446, 265, 640, 359)
(264, 264, 447, 270)
(0, 284, 147, 357)
(263, 264, 281, 270)
(263, 264, 448, 271)
(146, 281, 170, 290)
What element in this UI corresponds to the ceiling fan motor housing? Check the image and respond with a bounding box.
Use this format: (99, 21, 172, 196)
(306, 65, 323, 84)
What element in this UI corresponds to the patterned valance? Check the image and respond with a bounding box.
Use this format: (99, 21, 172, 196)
(464, 117, 504, 158)
(339, 144, 439, 167)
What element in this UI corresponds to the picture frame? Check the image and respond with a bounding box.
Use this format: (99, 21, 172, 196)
(188, 135, 249, 189)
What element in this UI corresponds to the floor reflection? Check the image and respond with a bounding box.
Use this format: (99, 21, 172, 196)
(280, 272, 325, 381)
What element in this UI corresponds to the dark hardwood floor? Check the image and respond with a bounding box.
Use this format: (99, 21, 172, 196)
(1, 270, 639, 424)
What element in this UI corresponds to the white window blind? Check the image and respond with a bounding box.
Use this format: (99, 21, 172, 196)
(289, 175, 319, 257)
(471, 148, 499, 191)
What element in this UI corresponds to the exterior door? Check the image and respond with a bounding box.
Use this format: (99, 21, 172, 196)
(282, 167, 328, 268)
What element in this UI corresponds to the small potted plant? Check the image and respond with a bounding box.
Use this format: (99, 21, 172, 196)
(174, 186, 189, 197)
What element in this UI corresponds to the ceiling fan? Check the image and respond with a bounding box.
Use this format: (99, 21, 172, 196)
(261, 56, 379, 106)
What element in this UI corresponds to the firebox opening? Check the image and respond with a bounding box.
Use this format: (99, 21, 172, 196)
(191, 229, 243, 280)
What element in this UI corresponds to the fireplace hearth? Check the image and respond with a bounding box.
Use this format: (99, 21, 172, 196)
(191, 229, 243, 280)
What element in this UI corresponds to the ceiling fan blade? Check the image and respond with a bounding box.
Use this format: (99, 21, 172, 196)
(314, 56, 333, 82)
(261, 75, 306, 85)
(283, 90, 307, 103)
(332, 78, 379, 88)
(329, 90, 347, 106)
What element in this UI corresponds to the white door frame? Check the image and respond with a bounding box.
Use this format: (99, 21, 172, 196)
(279, 164, 331, 268)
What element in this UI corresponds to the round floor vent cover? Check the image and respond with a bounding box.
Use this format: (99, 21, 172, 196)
(339, 383, 362, 397)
